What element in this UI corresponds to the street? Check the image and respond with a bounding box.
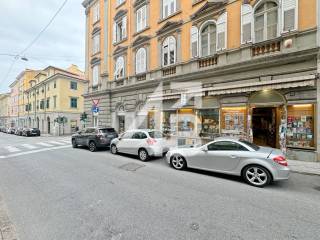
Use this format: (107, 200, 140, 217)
(0, 133, 319, 240)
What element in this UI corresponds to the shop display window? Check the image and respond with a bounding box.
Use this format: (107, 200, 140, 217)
(286, 104, 314, 149)
(197, 109, 219, 138)
(178, 109, 195, 137)
(221, 107, 247, 135)
(161, 111, 177, 135)
(148, 111, 156, 129)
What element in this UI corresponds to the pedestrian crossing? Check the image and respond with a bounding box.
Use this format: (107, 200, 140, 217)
(2, 139, 71, 154)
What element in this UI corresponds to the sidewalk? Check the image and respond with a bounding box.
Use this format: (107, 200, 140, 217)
(288, 160, 320, 176)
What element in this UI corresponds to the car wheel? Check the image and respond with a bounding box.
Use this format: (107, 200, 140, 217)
(89, 141, 97, 152)
(138, 148, 149, 161)
(243, 165, 272, 188)
(110, 144, 117, 154)
(170, 154, 187, 170)
(72, 139, 78, 148)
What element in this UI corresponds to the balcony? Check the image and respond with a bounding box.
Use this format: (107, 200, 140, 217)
(252, 40, 281, 57)
(162, 66, 176, 76)
(198, 55, 218, 68)
(136, 73, 147, 81)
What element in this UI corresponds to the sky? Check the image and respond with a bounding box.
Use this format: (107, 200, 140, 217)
(0, 0, 86, 93)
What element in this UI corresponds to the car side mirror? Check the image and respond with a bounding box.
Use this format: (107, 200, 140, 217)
(202, 146, 208, 152)
(118, 137, 122, 140)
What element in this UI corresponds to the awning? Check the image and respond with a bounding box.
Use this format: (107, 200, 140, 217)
(207, 75, 316, 96)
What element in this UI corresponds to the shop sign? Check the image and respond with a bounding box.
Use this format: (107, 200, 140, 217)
(181, 93, 187, 106)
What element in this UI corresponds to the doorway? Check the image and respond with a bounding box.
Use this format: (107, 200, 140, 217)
(47, 117, 51, 134)
(118, 115, 125, 133)
(252, 107, 277, 148)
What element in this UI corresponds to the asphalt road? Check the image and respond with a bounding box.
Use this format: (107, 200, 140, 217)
(0, 133, 319, 240)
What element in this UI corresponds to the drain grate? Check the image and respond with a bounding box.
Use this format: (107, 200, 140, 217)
(119, 162, 145, 171)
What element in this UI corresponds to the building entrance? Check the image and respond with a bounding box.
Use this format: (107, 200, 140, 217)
(252, 107, 277, 148)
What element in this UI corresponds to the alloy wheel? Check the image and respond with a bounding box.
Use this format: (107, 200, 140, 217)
(89, 142, 97, 152)
(139, 149, 148, 161)
(111, 145, 117, 154)
(245, 166, 268, 187)
(171, 155, 186, 170)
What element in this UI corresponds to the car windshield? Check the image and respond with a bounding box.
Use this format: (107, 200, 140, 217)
(99, 128, 116, 133)
(148, 131, 164, 139)
(240, 140, 260, 151)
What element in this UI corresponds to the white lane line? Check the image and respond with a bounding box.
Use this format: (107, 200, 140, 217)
(0, 145, 71, 159)
(21, 144, 38, 150)
(37, 142, 54, 147)
(5, 146, 21, 153)
(59, 140, 71, 143)
(48, 141, 65, 145)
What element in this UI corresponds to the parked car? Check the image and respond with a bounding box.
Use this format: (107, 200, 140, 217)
(7, 127, 15, 134)
(0, 126, 6, 132)
(22, 127, 41, 137)
(165, 137, 290, 187)
(110, 129, 169, 161)
(15, 127, 24, 136)
(72, 127, 118, 152)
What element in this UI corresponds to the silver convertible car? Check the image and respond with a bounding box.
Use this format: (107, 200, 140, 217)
(166, 138, 290, 187)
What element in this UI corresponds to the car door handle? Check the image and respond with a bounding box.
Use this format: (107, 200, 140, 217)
(230, 155, 237, 159)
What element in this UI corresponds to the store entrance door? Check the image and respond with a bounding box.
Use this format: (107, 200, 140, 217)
(252, 107, 277, 148)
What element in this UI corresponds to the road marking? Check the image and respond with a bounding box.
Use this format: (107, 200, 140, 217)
(60, 140, 71, 143)
(5, 146, 21, 153)
(48, 141, 65, 145)
(21, 144, 38, 150)
(37, 142, 53, 147)
(0, 145, 71, 159)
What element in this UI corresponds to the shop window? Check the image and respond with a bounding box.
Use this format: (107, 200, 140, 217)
(148, 111, 156, 129)
(221, 107, 247, 135)
(197, 109, 219, 138)
(178, 109, 195, 134)
(287, 104, 314, 149)
(162, 111, 177, 135)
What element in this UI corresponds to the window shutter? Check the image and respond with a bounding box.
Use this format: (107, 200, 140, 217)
(216, 12, 227, 50)
(142, 49, 146, 72)
(282, 0, 297, 32)
(113, 22, 117, 43)
(122, 16, 127, 38)
(142, 5, 147, 29)
(190, 26, 198, 58)
(241, 4, 252, 44)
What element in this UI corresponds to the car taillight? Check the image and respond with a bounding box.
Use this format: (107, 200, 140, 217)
(147, 138, 157, 145)
(273, 156, 288, 166)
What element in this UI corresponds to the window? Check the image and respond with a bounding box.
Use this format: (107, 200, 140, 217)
(200, 22, 216, 57)
(70, 81, 78, 90)
(136, 5, 147, 32)
(53, 96, 57, 108)
(132, 132, 147, 139)
(190, 26, 199, 58)
(254, 1, 278, 42)
(136, 48, 147, 74)
(70, 98, 78, 108)
(115, 56, 125, 79)
(216, 12, 227, 50)
(162, 36, 176, 67)
(46, 98, 50, 109)
(113, 16, 127, 43)
(121, 131, 133, 139)
(92, 3, 100, 23)
(92, 65, 99, 87)
(208, 141, 248, 151)
(54, 81, 56, 88)
(116, 0, 125, 6)
(92, 34, 100, 54)
(40, 100, 44, 110)
(282, 0, 297, 32)
(241, 4, 253, 44)
(163, 0, 176, 19)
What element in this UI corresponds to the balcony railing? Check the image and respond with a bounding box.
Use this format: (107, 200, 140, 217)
(162, 66, 176, 76)
(252, 40, 281, 57)
(136, 74, 146, 81)
(198, 55, 218, 68)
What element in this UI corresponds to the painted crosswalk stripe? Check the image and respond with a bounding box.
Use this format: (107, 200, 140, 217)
(48, 141, 65, 145)
(5, 146, 21, 153)
(60, 140, 71, 143)
(21, 144, 38, 150)
(37, 142, 54, 147)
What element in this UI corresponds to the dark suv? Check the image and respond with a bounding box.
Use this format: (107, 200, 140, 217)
(23, 128, 41, 137)
(71, 127, 118, 152)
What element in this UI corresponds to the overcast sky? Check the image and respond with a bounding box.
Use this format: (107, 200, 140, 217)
(0, 0, 85, 93)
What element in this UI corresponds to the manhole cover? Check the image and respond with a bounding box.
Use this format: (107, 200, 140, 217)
(119, 162, 145, 171)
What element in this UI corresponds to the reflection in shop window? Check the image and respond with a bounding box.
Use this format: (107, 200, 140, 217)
(197, 109, 219, 138)
(178, 109, 195, 135)
(287, 104, 314, 149)
(162, 111, 177, 135)
(148, 111, 156, 129)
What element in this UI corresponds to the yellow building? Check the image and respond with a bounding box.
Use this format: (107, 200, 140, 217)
(82, 0, 320, 162)
(23, 65, 88, 135)
(0, 93, 10, 127)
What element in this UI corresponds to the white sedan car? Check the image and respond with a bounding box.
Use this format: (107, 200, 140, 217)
(110, 130, 169, 161)
(166, 137, 290, 187)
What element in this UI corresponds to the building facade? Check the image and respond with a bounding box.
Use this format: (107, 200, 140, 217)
(82, 0, 320, 162)
(0, 93, 10, 127)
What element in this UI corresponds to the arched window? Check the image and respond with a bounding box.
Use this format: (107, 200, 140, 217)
(115, 56, 125, 79)
(190, 26, 199, 58)
(254, 1, 278, 42)
(200, 21, 216, 57)
(136, 48, 147, 74)
(162, 36, 176, 67)
(241, 4, 253, 44)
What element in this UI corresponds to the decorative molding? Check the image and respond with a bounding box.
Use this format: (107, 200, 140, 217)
(132, 35, 151, 48)
(191, 0, 227, 20)
(92, 26, 101, 35)
(114, 9, 128, 20)
(90, 57, 101, 66)
(156, 20, 183, 36)
(113, 46, 128, 56)
(134, 0, 149, 9)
